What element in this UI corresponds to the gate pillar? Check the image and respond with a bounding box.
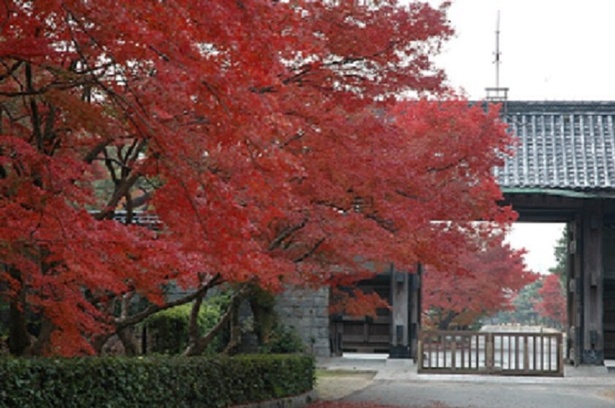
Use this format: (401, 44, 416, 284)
(580, 203, 605, 365)
(388, 263, 421, 359)
(566, 218, 582, 365)
(389, 264, 410, 358)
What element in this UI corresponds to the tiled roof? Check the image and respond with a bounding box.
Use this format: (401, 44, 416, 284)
(495, 101, 615, 192)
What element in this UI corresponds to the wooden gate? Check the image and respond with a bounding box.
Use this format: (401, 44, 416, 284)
(330, 316, 391, 354)
(418, 331, 564, 376)
(330, 274, 392, 354)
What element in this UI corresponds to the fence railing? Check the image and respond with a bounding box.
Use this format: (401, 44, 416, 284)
(418, 330, 564, 376)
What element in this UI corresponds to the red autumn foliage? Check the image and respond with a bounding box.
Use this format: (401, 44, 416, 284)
(423, 231, 538, 330)
(330, 288, 392, 319)
(0, 1, 516, 356)
(534, 274, 567, 327)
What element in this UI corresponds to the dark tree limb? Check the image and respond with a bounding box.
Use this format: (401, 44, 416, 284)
(182, 284, 251, 357)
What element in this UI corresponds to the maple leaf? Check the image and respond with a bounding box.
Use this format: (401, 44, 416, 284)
(0, 0, 517, 356)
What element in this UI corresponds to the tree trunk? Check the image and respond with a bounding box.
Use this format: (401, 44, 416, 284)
(437, 311, 458, 331)
(26, 316, 54, 356)
(186, 290, 205, 350)
(7, 268, 31, 356)
(183, 285, 250, 356)
(117, 327, 140, 356)
(183, 304, 233, 356)
(117, 292, 140, 356)
(222, 302, 241, 355)
(91, 333, 113, 355)
(249, 288, 276, 345)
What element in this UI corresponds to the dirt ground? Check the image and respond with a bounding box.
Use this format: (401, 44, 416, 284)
(315, 369, 377, 400)
(602, 389, 615, 400)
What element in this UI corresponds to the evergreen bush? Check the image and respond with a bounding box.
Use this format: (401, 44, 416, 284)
(143, 293, 229, 355)
(0, 354, 314, 408)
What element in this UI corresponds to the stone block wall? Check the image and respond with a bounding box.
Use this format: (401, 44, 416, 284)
(275, 287, 330, 357)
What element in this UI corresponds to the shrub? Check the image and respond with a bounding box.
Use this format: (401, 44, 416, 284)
(0, 354, 314, 408)
(261, 323, 306, 354)
(143, 293, 229, 355)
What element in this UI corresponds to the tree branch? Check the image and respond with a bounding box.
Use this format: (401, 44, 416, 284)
(114, 274, 222, 330)
(182, 283, 251, 356)
(268, 219, 307, 251)
(293, 237, 325, 263)
(0, 60, 23, 82)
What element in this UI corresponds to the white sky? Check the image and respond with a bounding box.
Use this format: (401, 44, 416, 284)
(427, 0, 615, 273)
(507, 223, 564, 274)
(434, 0, 615, 101)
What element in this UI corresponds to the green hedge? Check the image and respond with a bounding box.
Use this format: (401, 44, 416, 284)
(143, 294, 229, 355)
(0, 354, 314, 408)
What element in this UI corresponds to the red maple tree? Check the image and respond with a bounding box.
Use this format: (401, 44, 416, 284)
(0, 1, 515, 356)
(534, 274, 566, 328)
(423, 231, 538, 330)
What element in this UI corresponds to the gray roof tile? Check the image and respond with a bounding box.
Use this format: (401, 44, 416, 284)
(495, 101, 615, 191)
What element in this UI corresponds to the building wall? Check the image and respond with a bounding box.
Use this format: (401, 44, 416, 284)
(275, 287, 330, 357)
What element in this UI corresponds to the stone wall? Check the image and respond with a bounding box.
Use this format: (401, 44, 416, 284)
(275, 287, 330, 357)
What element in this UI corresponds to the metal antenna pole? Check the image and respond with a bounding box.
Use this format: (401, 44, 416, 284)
(495, 10, 501, 89)
(485, 10, 508, 102)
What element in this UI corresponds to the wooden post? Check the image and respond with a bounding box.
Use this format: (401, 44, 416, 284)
(389, 264, 411, 358)
(558, 336, 565, 376)
(486, 332, 494, 372)
(523, 335, 529, 373)
(581, 202, 604, 365)
(602, 224, 615, 361)
(409, 263, 422, 361)
(566, 219, 582, 365)
(329, 318, 343, 356)
(417, 338, 423, 370)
